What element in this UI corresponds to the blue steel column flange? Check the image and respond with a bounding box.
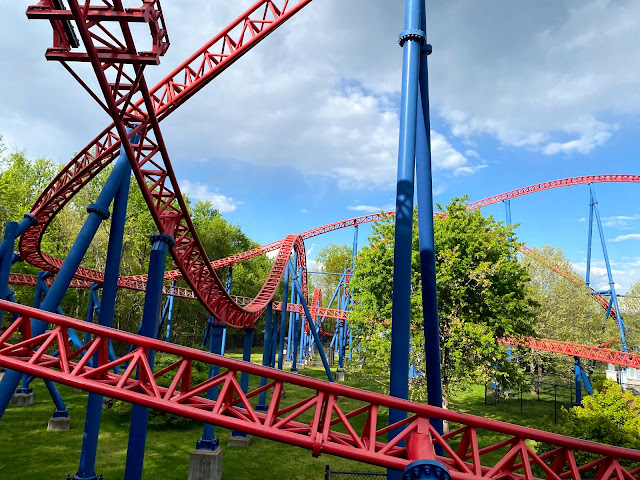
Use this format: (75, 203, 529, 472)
(86, 203, 110, 220)
(421, 43, 433, 55)
(149, 232, 176, 248)
(402, 460, 451, 480)
(398, 29, 425, 46)
(23, 213, 39, 227)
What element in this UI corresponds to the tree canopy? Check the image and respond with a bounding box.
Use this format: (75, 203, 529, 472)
(349, 198, 537, 402)
(0, 141, 271, 348)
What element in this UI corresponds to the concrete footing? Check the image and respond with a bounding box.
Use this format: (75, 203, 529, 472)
(283, 361, 292, 369)
(188, 447, 223, 480)
(335, 370, 345, 382)
(227, 434, 252, 447)
(47, 416, 71, 431)
(10, 392, 35, 406)
(102, 397, 113, 410)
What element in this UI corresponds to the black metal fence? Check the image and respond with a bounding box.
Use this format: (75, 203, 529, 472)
(325, 465, 386, 479)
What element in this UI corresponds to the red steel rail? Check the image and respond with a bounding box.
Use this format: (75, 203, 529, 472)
(1, 300, 638, 479)
(466, 175, 640, 210)
(501, 336, 640, 369)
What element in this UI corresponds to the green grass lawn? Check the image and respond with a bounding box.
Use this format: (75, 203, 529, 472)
(0, 354, 579, 479)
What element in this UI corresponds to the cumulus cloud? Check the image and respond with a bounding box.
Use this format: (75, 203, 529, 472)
(347, 205, 386, 213)
(610, 234, 640, 243)
(180, 180, 239, 213)
(2, 0, 639, 192)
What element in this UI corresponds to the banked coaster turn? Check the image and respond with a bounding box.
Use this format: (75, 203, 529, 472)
(0, 300, 639, 479)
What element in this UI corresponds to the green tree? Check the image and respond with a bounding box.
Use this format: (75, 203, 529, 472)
(312, 242, 353, 303)
(349, 197, 536, 404)
(537, 380, 640, 465)
(520, 246, 610, 389)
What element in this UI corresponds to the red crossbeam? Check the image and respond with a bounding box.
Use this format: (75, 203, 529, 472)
(0, 300, 638, 479)
(501, 336, 640, 369)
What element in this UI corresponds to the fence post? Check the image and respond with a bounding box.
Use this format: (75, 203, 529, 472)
(325, 464, 331, 480)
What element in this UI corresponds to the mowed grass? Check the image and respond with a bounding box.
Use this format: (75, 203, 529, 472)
(0, 353, 575, 479)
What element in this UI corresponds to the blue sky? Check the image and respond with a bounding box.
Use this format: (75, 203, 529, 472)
(1, 1, 639, 292)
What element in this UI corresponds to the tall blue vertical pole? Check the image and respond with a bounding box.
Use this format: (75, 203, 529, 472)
(75, 131, 136, 480)
(257, 303, 274, 410)
(574, 357, 582, 406)
(231, 327, 254, 438)
(286, 256, 298, 364)
(590, 184, 628, 352)
(198, 321, 225, 450)
(415, 11, 443, 444)
(586, 187, 595, 290)
(161, 280, 176, 342)
(278, 264, 290, 370)
(123, 233, 175, 480)
(291, 266, 303, 371)
(389, 3, 423, 479)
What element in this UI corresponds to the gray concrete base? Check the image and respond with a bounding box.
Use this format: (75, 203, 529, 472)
(283, 361, 292, 369)
(47, 416, 71, 431)
(188, 447, 223, 480)
(71, 387, 84, 393)
(335, 371, 345, 382)
(10, 392, 35, 406)
(293, 362, 305, 370)
(227, 434, 252, 447)
(102, 397, 113, 410)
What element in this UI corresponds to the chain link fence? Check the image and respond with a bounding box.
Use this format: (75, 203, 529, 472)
(325, 465, 386, 479)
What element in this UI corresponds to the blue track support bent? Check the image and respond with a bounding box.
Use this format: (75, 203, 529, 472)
(75, 131, 136, 480)
(292, 266, 303, 371)
(257, 303, 274, 411)
(0, 137, 137, 419)
(586, 187, 595, 290)
(159, 280, 176, 342)
(123, 233, 175, 480)
(390, 3, 424, 479)
(287, 262, 334, 382)
(232, 327, 254, 437)
(278, 265, 290, 370)
(416, 37, 444, 444)
(590, 184, 628, 352)
(198, 321, 225, 450)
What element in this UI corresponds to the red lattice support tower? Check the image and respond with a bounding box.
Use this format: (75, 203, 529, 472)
(1, 300, 639, 478)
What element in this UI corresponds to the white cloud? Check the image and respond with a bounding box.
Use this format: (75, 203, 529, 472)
(179, 180, 239, 213)
(610, 234, 640, 243)
(347, 205, 385, 213)
(572, 258, 640, 294)
(601, 215, 640, 228)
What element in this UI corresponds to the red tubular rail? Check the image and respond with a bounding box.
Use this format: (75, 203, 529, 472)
(1, 300, 638, 479)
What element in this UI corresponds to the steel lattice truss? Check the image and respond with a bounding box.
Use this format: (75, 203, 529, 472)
(0, 300, 639, 479)
(501, 337, 640, 369)
(25, 0, 316, 328)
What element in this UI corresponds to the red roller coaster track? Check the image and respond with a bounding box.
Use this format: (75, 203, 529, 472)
(1, 300, 639, 479)
(4, 2, 637, 477)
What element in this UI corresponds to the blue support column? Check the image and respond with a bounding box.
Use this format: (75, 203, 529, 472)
(278, 265, 290, 370)
(574, 357, 582, 406)
(257, 303, 274, 411)
(586, 188, 595, 290)
(590, 184, 628, 352)
(198, 320, 225, 450)
(123, 233, 175, 480)
(414, 0, 444, 452)
(389, 3, 424, 479)
(75, 132, 135, 480)
(0, 137, 136, 419)
(288, 262, 334, 382)
(231, 327, 254, 439)
(160, 280, 176, 342)
(291, 266, 303, 372)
